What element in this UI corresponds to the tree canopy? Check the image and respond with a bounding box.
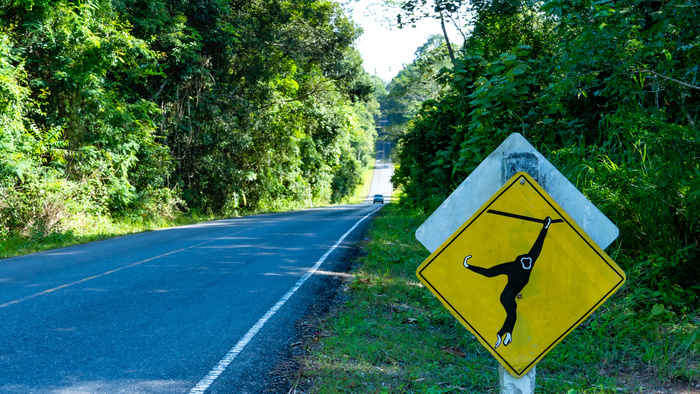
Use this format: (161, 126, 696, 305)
(386, 0, 700, 359)
(0, 0, 379, 238)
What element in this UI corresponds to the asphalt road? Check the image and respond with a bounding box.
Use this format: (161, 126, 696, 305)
(366, 140, 394, 203)
(0, 186, 391, 391)
(0, 204, 383, 393)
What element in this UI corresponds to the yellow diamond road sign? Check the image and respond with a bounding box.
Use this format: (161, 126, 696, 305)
(416, 172, 626, 377)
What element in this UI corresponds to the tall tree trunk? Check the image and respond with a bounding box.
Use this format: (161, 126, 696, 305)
(440, 12, 455, 61)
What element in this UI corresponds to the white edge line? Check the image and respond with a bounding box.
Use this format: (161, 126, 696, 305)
(0, 248, 187, 309)
(189, 206, 382, 394)
(0, 211, 321, 310)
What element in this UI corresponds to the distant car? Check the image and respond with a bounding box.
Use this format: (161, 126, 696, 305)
(373, 194, 384, 204)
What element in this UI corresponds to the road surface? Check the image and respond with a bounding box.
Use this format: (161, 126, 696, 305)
(0, 143, 394, 393)
(366, 140, 394, 202)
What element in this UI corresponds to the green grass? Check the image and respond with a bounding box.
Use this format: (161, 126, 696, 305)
(295, 201, 700, 393)
(0, 211, 215, 260)
(342, 163, 376, 205)
(0, 161, 376, 260)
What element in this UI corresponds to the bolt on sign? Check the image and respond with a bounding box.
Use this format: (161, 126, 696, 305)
(415, 140, 626, 377)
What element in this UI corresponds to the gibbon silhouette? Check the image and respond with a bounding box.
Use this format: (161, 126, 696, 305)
(463, 214, 557, 349)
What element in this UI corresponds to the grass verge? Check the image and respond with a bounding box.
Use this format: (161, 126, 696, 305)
(342, 163, 376, 205)
(0, 155, 377, 260)
(294, 201, 700, 393)
(0, 211, 216, 260)
(0, 168, 374, 260)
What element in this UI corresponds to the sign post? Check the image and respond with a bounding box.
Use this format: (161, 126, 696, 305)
(501, 151, 540, 393)
(415, 133, 626, 392)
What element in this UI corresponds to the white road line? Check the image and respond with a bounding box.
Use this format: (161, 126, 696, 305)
(189, 206, 382, 394)
(0, 211, 317, 310)
(0, 248, 189, 309)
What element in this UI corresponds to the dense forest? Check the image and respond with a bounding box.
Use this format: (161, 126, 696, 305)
(1, 0, 698, 321)
(0, 0, 382, 243)
(1, 0, 698, 385)
(384, 0, 699, 337)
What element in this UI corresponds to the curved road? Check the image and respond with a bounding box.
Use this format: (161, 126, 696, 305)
(0, 143, 394, 393)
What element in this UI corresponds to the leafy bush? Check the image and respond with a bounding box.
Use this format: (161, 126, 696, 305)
(1, 0, 379, 245)
(391, 0, 700, 335)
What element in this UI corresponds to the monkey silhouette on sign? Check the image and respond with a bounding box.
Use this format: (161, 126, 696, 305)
(463, 211, 561, 349)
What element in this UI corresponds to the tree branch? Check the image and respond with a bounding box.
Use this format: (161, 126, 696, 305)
(260, 80, 332, 110)
(440, 12, 455, 61)
(632, 68, 700, 91)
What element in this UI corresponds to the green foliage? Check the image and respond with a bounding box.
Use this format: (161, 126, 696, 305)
(1, 0, 378, 245)
(381, 35, 452, 141)
(299, 203, 699, 391)
(0, 32, 36, 185)
(389, 0, 700, 384)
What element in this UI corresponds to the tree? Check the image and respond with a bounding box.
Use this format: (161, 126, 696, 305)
(383, 0, 470, 60)
(0, 0, 379, 234)
(381, 35, 452, 141)
(0, 31, 34, 187)
(392, 0, 700, 317)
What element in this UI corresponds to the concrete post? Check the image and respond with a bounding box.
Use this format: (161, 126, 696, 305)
(498, 151, 539, 394)
(499, 365, 536, 394)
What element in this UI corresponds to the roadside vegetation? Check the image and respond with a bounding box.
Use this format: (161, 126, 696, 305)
(0, 211, 209, 259)
(385, 0, 700, 326)
(0, 0, 384, 257)
(0, 163, 375, 259)
(294, 0, 699, 391)
(295, 202, 699, 393)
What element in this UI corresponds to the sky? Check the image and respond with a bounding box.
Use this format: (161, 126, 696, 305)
(342, 0, 462, 82)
